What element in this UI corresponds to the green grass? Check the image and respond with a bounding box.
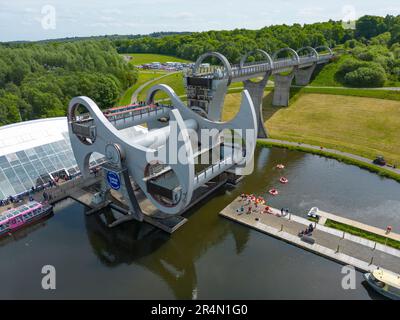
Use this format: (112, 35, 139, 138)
(310, 54, 351, 87)
(137, 72, 185, 101)
(291, 86, 400, 102)
(256, 140, 400, 183)
(117, 71, 167, 105)
(309, 53, 400, 88)
(123, 53, 191, 65)
(224, 91, 400, 165)
(325, 219, 400, 250)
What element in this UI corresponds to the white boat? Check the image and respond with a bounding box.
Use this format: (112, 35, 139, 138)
(307, 207, 320, 218)
(363, 269, 400, 300)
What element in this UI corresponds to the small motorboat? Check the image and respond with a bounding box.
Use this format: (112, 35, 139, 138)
(307, 207, 320, 219)
(269, 189, 279, 196)
(276, 164, 285, 169)
(279, 177, 288, 184)
(363, 269, 400, 300)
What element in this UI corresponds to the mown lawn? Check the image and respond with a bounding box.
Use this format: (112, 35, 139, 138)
(117, 71, 167, 106)
(124, 53, 191, 65)
(137, 72, 185, 101)
(222, 92, 400, 165)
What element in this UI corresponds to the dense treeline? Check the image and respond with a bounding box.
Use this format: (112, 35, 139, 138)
(334, 15, 400, 87)
(115, 15, 400, 64)
(115, 14, 400, 87)
(0, 40, 136, 126)
(115, 20, 350, 63)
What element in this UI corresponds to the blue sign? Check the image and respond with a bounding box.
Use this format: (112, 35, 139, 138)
(106, 171, 121, 190)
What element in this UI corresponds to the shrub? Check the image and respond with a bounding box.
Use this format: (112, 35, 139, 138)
(343, 66, 387, 87)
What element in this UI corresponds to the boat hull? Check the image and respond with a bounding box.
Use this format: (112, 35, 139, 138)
(1, 205, 53, 237)
(363, 273, 400, 300)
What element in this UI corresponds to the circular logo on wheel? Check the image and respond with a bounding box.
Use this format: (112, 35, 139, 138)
(106, 171, 121, 190)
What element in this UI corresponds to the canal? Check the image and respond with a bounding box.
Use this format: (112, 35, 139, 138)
(0, 147, 399, 299)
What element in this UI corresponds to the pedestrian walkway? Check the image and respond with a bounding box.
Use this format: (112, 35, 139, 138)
(220, 197, 400, 275)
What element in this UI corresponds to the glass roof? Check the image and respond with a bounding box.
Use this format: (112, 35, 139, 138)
(0, 131, 104, 199)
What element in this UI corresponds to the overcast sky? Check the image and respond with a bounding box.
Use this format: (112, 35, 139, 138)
(0, 0, 399, 42)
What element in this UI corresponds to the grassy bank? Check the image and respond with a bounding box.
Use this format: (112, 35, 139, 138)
(117, 71, 167, 105)
(325, 219, 400, 250)
(137, 72, 185, 101)
(222, 92, 400, 165)
(291, 86, 400, 102)
(124, 53, 190, 65)
(256, 140, 400, 183)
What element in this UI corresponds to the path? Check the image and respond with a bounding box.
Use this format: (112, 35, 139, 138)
(131, 72, 179, 103)
(260, 138, 400, 176)
(220, 197, 400, 275)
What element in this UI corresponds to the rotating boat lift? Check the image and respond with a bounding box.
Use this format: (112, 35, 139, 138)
(68, 85, 257, 231)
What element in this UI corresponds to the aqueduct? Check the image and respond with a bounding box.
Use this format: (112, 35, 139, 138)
(184, 46, 334, 137)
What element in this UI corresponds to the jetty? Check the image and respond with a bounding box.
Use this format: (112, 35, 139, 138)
(220, 197, 400, 276)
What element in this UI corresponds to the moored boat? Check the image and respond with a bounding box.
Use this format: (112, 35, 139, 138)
(0, 201, 53, 237)
(307, 207, 320, 219)
(363, 269, 400, 300)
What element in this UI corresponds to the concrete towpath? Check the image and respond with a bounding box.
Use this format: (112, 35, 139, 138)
(220, 197, 400, 275)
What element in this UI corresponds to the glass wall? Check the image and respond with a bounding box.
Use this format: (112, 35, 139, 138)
(0, 133, 104, 199)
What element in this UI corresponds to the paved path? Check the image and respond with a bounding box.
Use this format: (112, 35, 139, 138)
(317, 209, 400, 242)
(290, 85, 400, 91)
(260, 138, 400, 176)
(221, 197, 400, 275)
(231, 84, 400, 92)
(131, 72, 179, 103)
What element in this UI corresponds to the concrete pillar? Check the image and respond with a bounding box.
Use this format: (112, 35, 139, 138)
(294, 63, 317, 86)
(272, 73, 295, 107)
(243, 73, 270, 138)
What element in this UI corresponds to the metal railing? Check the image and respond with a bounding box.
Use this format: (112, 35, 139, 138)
(106, 105, 171, 124)
(185, 54, 334, 81)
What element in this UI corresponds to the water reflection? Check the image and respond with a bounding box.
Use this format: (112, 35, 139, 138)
(85, 210, 199, 299)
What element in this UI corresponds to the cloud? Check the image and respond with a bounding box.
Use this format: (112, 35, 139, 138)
(162, 11, 194, 20)
(298, 7, 324, 18)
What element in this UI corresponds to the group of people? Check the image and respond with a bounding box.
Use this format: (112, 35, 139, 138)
(237, 193, 278, 216)
(298, 223, 315, 237)
(0, 179, 59, 208)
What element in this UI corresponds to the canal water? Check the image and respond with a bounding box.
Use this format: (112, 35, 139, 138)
(0, 147, 399, 299)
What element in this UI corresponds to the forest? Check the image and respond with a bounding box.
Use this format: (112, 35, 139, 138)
(0, 40, 137, 126)
(0, 15, 399, 126)
(116, 15, 400, 87)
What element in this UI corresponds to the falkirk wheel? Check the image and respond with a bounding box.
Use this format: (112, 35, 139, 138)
(68, 84, 258, 228)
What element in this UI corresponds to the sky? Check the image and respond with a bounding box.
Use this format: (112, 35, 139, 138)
(0, 0, 399, 42)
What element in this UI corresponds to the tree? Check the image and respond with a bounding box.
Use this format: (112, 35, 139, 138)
(0, 92, 22, 125)
(343, 66, 387, 87)
(355, 16, 387, 39)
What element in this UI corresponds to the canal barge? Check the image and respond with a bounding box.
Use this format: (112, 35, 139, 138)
(0, 201, 53, 237)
